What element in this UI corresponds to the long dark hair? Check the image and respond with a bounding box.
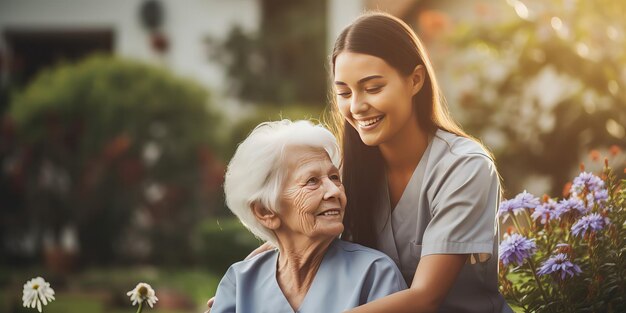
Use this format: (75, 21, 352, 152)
(328, 12, 487, 248)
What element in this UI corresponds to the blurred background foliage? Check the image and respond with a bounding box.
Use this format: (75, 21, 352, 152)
(449, 0, 626, 196)
(208, 0, 327, 106)
(0, 0, 624, 312)
(0, 55, 264, 312)
(4, 55, 223, 266)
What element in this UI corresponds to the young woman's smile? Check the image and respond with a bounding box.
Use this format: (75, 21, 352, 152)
(354, 115, 385, 131)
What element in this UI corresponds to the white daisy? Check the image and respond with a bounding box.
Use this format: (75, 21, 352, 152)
(127, 282, 158, 308)
(22, 277, 55, 313)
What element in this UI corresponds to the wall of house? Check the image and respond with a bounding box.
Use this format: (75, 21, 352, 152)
(0, 0, 260, 106)
(327, 0, 364, 52)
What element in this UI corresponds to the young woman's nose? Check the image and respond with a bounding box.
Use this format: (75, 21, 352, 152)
(350, 93, 368, 115)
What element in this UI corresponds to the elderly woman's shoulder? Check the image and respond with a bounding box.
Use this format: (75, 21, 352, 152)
(224, 247, 278, 277)
(332, 239, 399, 269)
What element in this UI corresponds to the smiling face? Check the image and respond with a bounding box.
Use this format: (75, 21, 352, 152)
(334, 52, 423, 146)
(276, 146, 347, 242)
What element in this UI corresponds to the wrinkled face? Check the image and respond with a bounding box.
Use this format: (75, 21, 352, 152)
(278, 146, 347, 241)
(334, 52, 419, 146)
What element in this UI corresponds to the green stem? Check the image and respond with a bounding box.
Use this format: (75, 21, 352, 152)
(558, 280, 570, 312)
(136, 301, 143, 313)
(509, 285, 528, 312)
(527, 258, 550, 304)
(511, 215, 525, 236)
(523, 210, 534, 232)
(588, 237, 600, 306)
(545, 223, 554, 254)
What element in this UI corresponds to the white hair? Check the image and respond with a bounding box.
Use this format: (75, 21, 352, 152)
(224, 119, 341, 246)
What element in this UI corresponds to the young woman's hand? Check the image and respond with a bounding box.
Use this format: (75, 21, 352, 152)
(205, 298, 214, 312)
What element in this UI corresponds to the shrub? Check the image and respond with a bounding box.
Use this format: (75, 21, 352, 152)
(7, 55, 223, 265)
(193, 218, 262, 273)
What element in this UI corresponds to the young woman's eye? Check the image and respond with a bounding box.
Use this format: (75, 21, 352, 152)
(306, 177, 319, 186)
(365, 86, 383, 93)
(337, 91, 352, 99)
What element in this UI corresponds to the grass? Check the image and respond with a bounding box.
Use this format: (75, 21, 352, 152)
(43, 294, 191, 313)
(0, 266, 221, 313)
(41, 294, 103, 313)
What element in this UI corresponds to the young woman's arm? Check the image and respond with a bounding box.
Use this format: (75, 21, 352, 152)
(345, 253, 467, 313)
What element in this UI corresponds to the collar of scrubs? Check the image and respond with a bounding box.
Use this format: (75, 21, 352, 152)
(376, 131, 436, 275)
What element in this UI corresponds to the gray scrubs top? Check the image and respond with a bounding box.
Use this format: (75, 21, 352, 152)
(211, 239, 407, 313)
(375, 129, 512, 313)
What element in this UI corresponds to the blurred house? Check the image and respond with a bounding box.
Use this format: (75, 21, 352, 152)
(0, 0, 261, 116)
(0, 0, 367, 112)
(0, 0, 510, 110)
(0, 0, 502, 107)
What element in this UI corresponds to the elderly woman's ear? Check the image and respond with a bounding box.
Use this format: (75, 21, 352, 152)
(251, 202, 281, 230)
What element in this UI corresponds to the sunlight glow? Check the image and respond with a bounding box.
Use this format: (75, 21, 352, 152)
(551, 17, 563, 30)
(606, 26, 619, 41)
(608, 80, 619, 95)
(575, 42, 589, 58)
(606, 119, 625, 138)
(507, 0, 530, 20)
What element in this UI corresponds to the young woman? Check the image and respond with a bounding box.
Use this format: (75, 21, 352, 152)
(328, 12, 512, 313)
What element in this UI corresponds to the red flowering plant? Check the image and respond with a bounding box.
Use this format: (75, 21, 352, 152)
(498, 158, 625, 312)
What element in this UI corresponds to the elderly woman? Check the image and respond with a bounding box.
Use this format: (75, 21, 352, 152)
(211, 120, 406, 313)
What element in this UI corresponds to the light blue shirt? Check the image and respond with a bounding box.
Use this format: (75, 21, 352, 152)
(211, 239, 407, 313)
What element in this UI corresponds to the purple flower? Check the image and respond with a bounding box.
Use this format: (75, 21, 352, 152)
(537, 253, 582, 280)
(498, 191, 540, 222)
(514, 190, 541, 209)
(570, 172, 605, 196)
(531, 199, 558, 224)
(555, 197, 588, 218)
(499, 233, 537, 266)
(571, 213, 610, 238)
(498, 198, 522, 221)
(585, 189, 609, 209)
(593, 189, 609, 202)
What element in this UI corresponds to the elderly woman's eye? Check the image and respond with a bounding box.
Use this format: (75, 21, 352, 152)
(306, 177, 319, 185)
(330, 174, 341, 182)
